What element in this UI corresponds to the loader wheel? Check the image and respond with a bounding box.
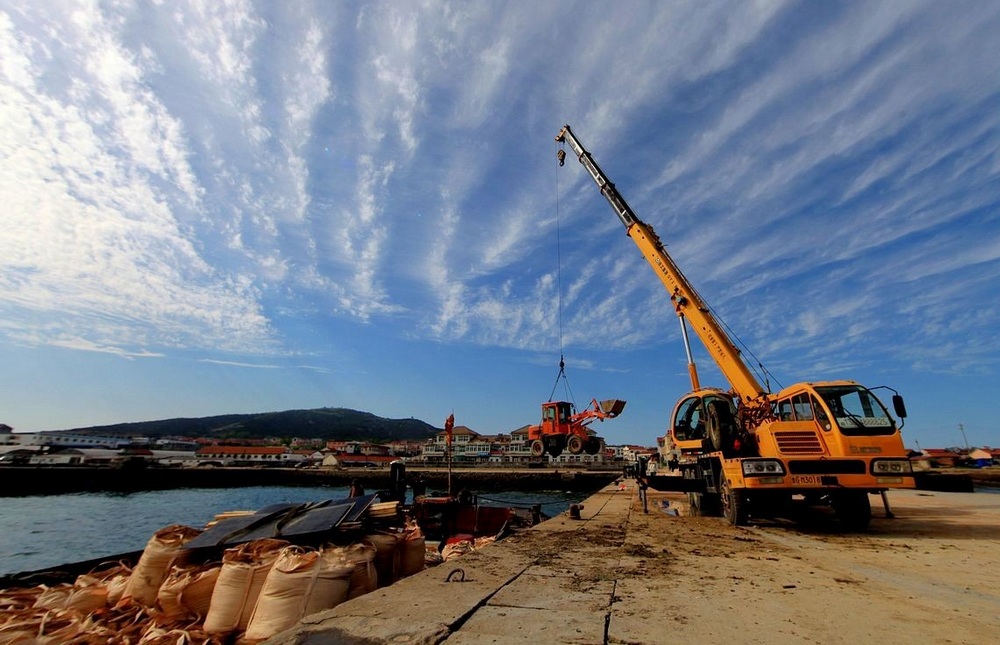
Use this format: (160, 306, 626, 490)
(584, 438, 602, 455)
(720, 478, 749, 526)
(833, 491, 872, 531)
(567, 435, 584, 454)
(530, 440, 545, 458)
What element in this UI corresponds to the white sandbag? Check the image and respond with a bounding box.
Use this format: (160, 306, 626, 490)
(105, 572, 130, 606)
(156, 564, 221, 623)
(399, 526, 426, 578)
(336, 542, 377, 599)
(364, 532, 400, 588)
(441, 539, 473, 561)
(203, 538, 288, 636)
(34, 577, 108, 614)
(424, 545, 444, 568)
(121, 524, 203, 607)
(243, 545, 353, 642)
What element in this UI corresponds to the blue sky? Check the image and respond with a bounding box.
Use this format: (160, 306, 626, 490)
(1, 1, 999, 451)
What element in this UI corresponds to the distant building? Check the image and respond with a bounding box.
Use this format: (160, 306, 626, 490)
(922, 448, 961, 468)
(0, 431, 131, 451)
(321, 453, 397, 468)
(967, 448, 993, 468)
(194, 445, 304, 467)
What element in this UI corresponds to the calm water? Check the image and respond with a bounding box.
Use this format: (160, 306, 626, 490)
(0, 486, 587, 576)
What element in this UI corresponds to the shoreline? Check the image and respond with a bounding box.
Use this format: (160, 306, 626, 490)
(1, 464, 996, 497)
(0, 465, 620, 497)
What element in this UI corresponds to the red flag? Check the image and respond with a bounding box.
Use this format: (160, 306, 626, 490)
(445, 413, 454, 447)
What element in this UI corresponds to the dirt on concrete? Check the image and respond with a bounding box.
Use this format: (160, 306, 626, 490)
(269, 482, 1000, 645)
(600, 486, 1000, 644)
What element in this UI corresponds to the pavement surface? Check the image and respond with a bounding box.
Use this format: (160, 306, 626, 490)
(266, 480, 1000, 645)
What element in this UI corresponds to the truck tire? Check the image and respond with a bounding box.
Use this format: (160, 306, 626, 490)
(567, 435, 584, 454)
(720, 478, 749, 526)
(832, 491, 872, 531)
(584, 438, 602, 455)
(530, 440, 544, 457)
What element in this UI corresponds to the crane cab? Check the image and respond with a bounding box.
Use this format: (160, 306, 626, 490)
(666, 388, 740, 467)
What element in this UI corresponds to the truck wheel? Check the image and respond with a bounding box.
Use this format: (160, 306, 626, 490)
(530, 440, 544, 457)
(833, 491, 871, 531)
(584, 438, 602, 455)
(567, 435, 584, 454)
(720, 478, 749, 526)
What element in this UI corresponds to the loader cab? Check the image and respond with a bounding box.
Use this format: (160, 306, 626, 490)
(541, 401, 574, 432)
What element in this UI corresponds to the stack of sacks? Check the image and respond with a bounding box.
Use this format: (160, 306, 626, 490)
(120, 525, 203, 608)
(242, 545, 354, 642)
(202, 538, 288, 638)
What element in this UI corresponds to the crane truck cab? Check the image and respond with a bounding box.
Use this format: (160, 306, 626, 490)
(669, 381, 912, 527)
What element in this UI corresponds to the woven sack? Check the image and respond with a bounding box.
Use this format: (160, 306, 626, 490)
(340, 542, 377, 599)
(156, 563, 221, 623)
(441, 540, 473, 561)
(203, 538, 287, 635)
(399, 526, 426, 578)
(33, 579, 107, 614)
(122, 524, 203, 607)
(243, 546, 353, 642)
(363, 532, 400, 588)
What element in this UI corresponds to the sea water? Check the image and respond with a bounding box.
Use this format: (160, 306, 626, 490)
(0, 486, 587, 576)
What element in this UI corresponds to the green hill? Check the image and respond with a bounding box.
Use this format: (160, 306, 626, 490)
(66, 408, 439, 442)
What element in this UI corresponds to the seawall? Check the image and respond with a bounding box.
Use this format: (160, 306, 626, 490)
(0, 466, 619, 497)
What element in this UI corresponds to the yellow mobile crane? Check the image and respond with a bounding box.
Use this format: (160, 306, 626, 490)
(555, 125, 914, 529)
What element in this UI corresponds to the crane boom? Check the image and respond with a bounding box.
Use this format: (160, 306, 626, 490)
(555, 125, 767, 403)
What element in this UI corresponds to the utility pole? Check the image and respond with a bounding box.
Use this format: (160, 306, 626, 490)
(958, 423, 970, 452)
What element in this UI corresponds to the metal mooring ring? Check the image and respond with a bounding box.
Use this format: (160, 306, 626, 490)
(445, 568, 466, 582)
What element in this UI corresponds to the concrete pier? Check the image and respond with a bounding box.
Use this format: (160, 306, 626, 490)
(268, 481, 1000, 645)
(269, 481, 635, 644)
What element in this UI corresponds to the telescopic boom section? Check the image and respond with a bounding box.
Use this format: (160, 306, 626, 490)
(555, 125, 767, 404)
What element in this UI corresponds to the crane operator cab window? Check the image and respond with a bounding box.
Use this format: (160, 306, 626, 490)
(673, 397, 705, 441)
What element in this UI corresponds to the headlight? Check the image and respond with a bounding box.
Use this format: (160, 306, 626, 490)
(872, 459, 913, 475)
(742, 459, 786, 476)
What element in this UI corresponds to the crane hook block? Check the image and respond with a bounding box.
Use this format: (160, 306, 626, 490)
(557, 149, 566, 166)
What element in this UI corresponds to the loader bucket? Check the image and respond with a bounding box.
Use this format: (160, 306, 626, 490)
(599, 399, 626, 417)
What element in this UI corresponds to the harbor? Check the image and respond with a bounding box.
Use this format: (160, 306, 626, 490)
(269, 480, 1000, 645)
(0, 465, 619, 497)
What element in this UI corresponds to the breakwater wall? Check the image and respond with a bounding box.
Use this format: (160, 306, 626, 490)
(0, 466, 620, 497)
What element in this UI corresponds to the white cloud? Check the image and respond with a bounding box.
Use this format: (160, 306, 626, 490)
(198, 358, 280, 369)
(0, 4, 274, 354)
(2, 0, 1000, 388)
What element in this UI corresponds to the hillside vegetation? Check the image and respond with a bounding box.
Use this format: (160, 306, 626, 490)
(66, 408, 439, 442)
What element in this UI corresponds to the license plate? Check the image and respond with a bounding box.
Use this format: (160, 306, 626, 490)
(791, 475, 820, 485)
